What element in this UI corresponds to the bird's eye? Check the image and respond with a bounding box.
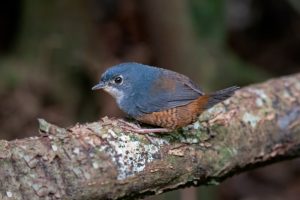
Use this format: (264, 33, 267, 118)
(114, 76, 123, 85)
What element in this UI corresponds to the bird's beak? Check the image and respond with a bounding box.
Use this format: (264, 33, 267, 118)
(91, 82, 106, 90)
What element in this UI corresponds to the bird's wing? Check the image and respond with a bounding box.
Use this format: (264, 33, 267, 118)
(135, 70, 204, 115)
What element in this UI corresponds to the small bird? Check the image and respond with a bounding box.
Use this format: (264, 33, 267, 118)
(92, 62, 238, 133)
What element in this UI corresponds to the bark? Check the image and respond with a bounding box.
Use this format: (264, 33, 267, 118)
(0, 73, 300, 200)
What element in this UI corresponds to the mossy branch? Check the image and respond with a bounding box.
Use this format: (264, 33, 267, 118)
(0, 73, 300, 200)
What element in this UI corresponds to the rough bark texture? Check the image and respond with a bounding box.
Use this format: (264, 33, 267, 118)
(0, 73, 300, 200)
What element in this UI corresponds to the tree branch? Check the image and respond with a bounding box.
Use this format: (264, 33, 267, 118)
(1, 73, 300, 200)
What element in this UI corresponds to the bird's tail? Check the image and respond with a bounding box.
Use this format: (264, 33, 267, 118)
(204, 86, 239, 109)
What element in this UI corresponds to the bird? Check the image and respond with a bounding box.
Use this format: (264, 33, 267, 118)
(92, 62, 239, 133)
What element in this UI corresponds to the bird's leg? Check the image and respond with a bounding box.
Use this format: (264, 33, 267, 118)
(117, 119, 140, 127)
(117, 119, 172, 134)
(127, 127, 172, 134)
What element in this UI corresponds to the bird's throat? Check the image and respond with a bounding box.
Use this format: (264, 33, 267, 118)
(103, 86, 124, 104)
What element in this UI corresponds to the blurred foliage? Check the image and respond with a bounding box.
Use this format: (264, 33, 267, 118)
(288, 0, 300, 13)
(189, 0, 271, 88)
(190, 0, 225, 41)
(0, 0, 98, 139)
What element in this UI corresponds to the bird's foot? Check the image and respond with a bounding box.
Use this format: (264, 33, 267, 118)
(117, 119, 172, 134)
(127, 127, 172, 134)
(117, 119, 172, 144)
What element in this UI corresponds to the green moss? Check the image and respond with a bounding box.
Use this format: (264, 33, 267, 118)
(166, 155, 182, 167)
(128, 134, 139, 142)
(215, 147, 237, 169)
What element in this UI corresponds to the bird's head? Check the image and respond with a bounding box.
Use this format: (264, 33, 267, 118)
(92, 62, 156, 104)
